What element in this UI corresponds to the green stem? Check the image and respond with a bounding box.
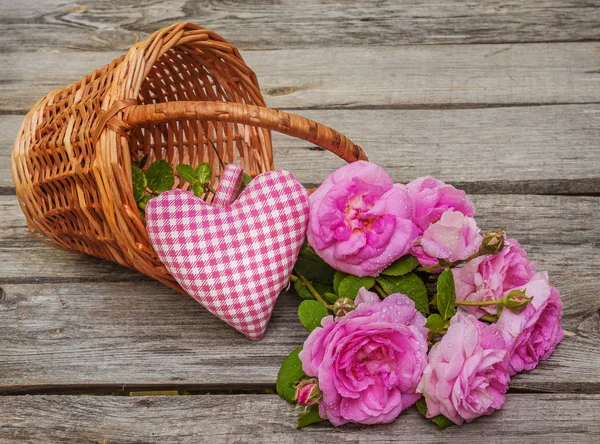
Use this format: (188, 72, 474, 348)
(480, 315, 499, 323)
(207, 138, 226, 169)
(289, 274, 298, 283)
(294, 272, 334, 310)
(455, 298, 504, 306)
(206, 184, 217, 194)
(416, 249, 494, 273)
(416, 263, 445, 273)
(373, 283, 387, 298)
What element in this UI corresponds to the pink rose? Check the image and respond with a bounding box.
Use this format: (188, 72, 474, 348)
(296, 380, 321, 407)
(418, 210, 482, 265)
(496, 272, 564, 375)
(406, 176, 475, 234)
(299, 291, 428, 426)
(453, 238, 536, 317)
(417, 313, 510, 425)
(306, 161, 417, 277)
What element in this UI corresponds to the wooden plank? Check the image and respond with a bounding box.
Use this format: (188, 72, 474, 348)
(2, 193, 598, 282)
(271, 105, 600, 193)
(0, 195, 598, 392)
(0, 276, 597, 393)
(2, 43, 600, 114)
(2, 104, 599, 193)
(0, 394, 599, 443)
(0, 115, 18, 192)
(1, 0, 599, 52)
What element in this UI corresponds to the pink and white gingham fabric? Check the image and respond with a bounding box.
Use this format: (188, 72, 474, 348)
(212, 166, 243, 207)
(145, 165, 309, 340)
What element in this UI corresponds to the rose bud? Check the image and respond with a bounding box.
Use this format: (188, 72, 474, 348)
(481, 230, 506, 254)
(333, 297, 355, 317)
(295, 379, 322, 407)
(502, 290, 533, 312)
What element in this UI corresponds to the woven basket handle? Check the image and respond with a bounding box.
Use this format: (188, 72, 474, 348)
(114, 101, 367, 164)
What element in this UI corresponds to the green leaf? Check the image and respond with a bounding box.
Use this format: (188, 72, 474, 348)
(437, 268, 457, 320)
(176, 164, 198, 184)
(415, 398, 454, 429)
(337, 275, 375, 300)
(238, 171, 253, 194)
(376, 273, 429, 315)
(430, 414, 455, 429)
(131, 165, 147, 202)
(296, 405, 324, 428)
(324, 292, 339, 304)
(382, 255, 420, 276)
(298, 300, 329, 332)
(135, 153, 149, 169)
(313, 283, 333, 298)
(293, 244, 336, 285)
(333, 271, 348, 294)
(293, 279, 314, 300)
(138, 209, 146, 225)
(137, 195, 152, 211)
(424, 313, 445, 334)
(415, 397, 428, 416)
(292, 280, 332, 301)
(195, 163, 212, 184)
(192, 183, 205, 197)
(276, 347, 305, 403)
(146, 160, 174, 194)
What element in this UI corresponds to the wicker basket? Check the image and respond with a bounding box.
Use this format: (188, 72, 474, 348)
(11, 22, 366, 294)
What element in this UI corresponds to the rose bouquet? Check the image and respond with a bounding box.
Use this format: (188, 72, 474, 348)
(276, 161, 563, 428)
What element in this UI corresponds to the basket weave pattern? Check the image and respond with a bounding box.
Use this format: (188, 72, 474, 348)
(12, 22, 366, 293)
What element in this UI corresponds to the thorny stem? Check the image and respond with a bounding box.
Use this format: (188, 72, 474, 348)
(293, 272, 334, 311)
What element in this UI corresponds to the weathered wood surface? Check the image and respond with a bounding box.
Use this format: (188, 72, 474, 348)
(0, 277, 597, 394)
(2, 194, 597, 281)
(1, 193, 598, 392)
(1, 394, 599, 443)
(2, 104, 599, 193)
(1, 0, 599, 52)
(1, 0, 599, 440)
(3, 43, 600, 114)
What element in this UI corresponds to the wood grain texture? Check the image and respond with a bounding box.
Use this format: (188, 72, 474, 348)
(0, 195, 598, 392)
(2, 43, 600, 114)
(0, 1, 598, 438)
(1, 394, 599, 443)
(2, 194, 598, 281)
(1, 0, 599, 52)
(0, 276, 597, 393)
(2, 105, 599, 193)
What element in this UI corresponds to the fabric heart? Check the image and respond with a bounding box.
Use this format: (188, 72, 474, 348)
(145, 165, 309, 340)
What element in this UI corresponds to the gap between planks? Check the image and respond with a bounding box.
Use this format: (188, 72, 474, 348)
(0, 383, 581, 397)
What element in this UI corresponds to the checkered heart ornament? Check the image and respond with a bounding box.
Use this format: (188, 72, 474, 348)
(145, 164, 310, 340)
